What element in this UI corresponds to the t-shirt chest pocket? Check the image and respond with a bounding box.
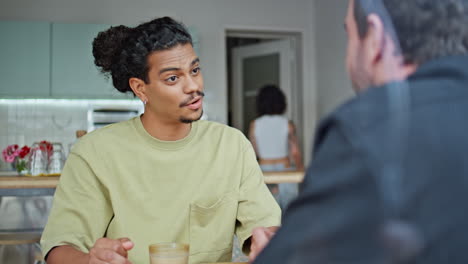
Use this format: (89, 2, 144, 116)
(189, 193, 238, 256)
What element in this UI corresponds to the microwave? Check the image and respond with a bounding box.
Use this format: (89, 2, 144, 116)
(87, 107, 142, 131)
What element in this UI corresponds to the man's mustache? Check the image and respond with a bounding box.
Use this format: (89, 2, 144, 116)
(179, 91, 205, 107)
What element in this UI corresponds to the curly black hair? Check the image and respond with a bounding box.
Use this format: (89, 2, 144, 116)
(92, 17, 193, 94)
(256, 84, 287, 117)
(354, 0, 468, 64)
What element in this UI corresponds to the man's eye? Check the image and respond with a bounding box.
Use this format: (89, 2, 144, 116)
(192, 67, 201, 74)
(166, 76, 178, 82)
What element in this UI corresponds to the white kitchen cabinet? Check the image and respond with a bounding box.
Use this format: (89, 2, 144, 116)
(51, 23, 134, 99)
(0, 21, 51, 98)
(0, 22, 198, 99)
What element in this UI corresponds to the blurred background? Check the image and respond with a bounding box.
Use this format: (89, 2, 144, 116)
(0, 1, 354, 263)
(0, 0, 353, 168)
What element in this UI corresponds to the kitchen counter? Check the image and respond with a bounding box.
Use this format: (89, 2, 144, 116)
(263, 170, 304, 184)
(0, 175, 59, 196)
(0, 175, 60, 189)
(0, 170, 303, 196)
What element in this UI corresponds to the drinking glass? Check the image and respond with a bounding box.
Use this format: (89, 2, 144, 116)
(28, 144, 47, 176)
(149, 243, 189, 264)
(48, 143, 65, 174)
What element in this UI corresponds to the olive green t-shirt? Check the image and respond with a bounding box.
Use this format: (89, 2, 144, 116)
(41, 117, 281, 264)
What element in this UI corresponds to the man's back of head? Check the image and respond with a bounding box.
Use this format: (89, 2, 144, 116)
(355, 0, 468, 65)
(346, 0, 468, 92)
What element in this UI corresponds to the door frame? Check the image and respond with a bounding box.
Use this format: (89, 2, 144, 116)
(231, 39, 293, 132)
(225, 26, 305, 157)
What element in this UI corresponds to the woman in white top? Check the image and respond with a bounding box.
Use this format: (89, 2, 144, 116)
(248, 84, 303, 209)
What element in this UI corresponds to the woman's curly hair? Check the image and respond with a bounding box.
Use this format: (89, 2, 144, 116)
(256, 84, 287, 117)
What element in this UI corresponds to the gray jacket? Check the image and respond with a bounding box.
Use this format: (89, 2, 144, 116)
(255, 55, 468, 264)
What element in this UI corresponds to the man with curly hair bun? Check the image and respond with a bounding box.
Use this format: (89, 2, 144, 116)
(41, 16, 280, 264)
(253, 0, 468, 263)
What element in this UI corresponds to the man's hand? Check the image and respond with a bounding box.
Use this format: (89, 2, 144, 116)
(249, 226, 279, 262)
(88, 237, 134, 264)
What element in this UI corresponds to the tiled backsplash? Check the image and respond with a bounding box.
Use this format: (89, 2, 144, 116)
(0, 99, 143, 171)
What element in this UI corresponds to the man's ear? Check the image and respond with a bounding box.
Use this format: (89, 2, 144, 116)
(129, 77, 148, 102)
(364, 13, 386, 65)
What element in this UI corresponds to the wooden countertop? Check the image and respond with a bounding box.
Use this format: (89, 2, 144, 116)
(263, 170, 304, 184)
(0, 232, 42, 245)
(0, 170, 303, 190)
(0, 175, 60, 189)
(205, 263, 248, 264)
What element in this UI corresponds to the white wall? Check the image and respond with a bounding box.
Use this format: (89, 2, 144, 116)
(314, 0, 355, 118)
(1, 0, 320, 160)
(302, 1, 318, 163)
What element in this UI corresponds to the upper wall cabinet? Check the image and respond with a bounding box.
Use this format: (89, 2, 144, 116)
(0, 21, 51, 98)
(0, 22, 198, 99)
(51, 23, 133, 99)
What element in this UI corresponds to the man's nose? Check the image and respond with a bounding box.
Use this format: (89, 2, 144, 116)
(184, 75, 202, 94)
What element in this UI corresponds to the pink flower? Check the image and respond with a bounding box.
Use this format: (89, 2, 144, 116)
(2, 144, 19, 163)
(5, 155, 15, 163)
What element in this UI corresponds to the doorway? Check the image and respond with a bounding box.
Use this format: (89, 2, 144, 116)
(225, 30, 304, 151)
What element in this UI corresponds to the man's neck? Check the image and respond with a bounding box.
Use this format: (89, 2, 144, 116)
(375, 43, 419, 87)
(369, 60, 418, 90)
(140, 113, 192, 141)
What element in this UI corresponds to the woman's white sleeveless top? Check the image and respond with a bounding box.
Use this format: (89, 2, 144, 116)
(254, 115, 289, 159)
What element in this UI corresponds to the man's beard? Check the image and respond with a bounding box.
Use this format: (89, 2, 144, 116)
(179, 91, 205, 123)
(179, 109, 204, 124)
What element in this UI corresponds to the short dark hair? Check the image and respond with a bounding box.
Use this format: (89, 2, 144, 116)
(354, 0, 468, 64)
(256, 84, 287, 117)
(92, 17, 193, 94)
